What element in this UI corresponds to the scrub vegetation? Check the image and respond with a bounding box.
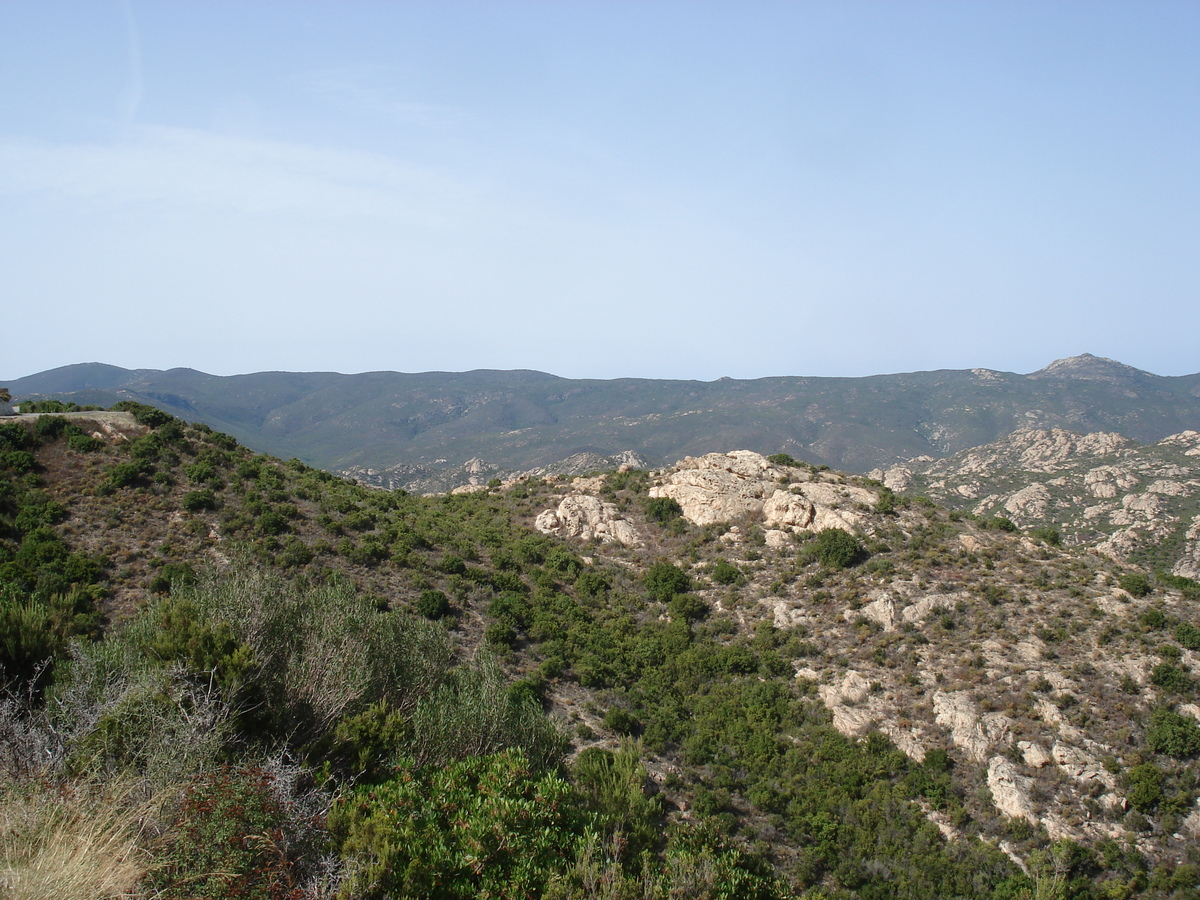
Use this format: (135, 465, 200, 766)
(2, 408, 1199, 898)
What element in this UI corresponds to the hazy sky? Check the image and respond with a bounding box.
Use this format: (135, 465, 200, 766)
(2, 2, 1198, 381)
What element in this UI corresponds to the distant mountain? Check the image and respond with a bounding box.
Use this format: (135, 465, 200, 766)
(7, 354, 1200, 490)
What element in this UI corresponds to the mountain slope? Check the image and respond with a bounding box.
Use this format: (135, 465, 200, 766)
(8, 354, 1200, 491)
(4, 409, 1200, 895)
(874, 428, 1200, 578)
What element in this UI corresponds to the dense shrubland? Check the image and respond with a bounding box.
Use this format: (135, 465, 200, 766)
(1, 410, 1199, 898)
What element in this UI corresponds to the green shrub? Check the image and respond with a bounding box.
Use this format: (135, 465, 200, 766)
(573, 743, 663, 858)
(809, 528, 866, 569)
(331, 749, 585, 900)
(148, 563, 197, 595)
(1147, 707, 1200, 758)
(767, 453, 801, 468)
(644, 561, 690, 601)
(111, 401, 173, 428)
(602, 707, 639, 735)
(66, 433, 103, 453)
(181, 489, 217, 512)
(105, 461, 146, 490)
(33, 415, 70, 441)
(149, 764, 302, 900)
(1150, 662, 1192, 693)
(1121, 573, 1153, 598)
(1126, 763, 1164, 813)
(668, 594, 710, 623)
(1029, 525, 1062, 546)
(645, 496, 684, 524)
(416, 589, 451, 620)
(1175, 622, 1200, 651)
(710, 559, 743, 586)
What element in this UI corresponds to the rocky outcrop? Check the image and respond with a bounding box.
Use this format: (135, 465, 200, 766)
(988, 757, 1038, 825)
(649, 451, 877, 532)
(933, 691, 1012, 763)
(887, 428, 1200, 574)
(535, 495, 640, 546)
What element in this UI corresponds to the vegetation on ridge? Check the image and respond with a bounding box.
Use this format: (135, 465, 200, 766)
(1, 407, 1199, 898)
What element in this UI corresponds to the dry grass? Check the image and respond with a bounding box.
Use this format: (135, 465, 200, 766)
(0, 778, 162, 900)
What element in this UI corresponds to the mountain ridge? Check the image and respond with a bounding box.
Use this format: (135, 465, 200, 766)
(6, 355, 1200, 492)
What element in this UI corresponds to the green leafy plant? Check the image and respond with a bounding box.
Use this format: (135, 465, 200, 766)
(330, 749, 585, 900)
(149, 764, 305, 900)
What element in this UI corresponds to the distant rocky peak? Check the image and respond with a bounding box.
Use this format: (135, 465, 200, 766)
(1030, 353, 1151, 381)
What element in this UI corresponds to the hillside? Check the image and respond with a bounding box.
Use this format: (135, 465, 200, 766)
(873, 429, 1200, 579)
(7, 353, 1200, 491)
(4, 407, 1200, 897)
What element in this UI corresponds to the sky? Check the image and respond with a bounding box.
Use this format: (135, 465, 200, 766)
(2, 1, 1198, 382)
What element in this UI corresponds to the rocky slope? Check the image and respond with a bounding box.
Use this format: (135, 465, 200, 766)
(533, 451, 1200, 871)
(871, 429, 1200, 578)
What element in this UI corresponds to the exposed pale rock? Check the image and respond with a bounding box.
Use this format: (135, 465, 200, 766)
(868, 464, 915, 492)
(988, 757, 1038, 824)
(651, 450, 876, 531)
(1085, 466, 1140, 499)
(1052, 742, 1118, 792)
(1110, 492, 1168, 526)
(1173, 515, 1200, 580)
(830, 706, 877, 737)
(535, 495, 640, 545)
(854, 594, 902, 631)
(1005, 483, 1052, 520)
(763, 529, 791, 550)
(1015, 638, 1046, 663)
(959, 534, 984, 553)
(933, 691, 1012, 763)
(819, 671, 871, 707)
(1182, 806, 1200, 838)
(761, 491, 817, 530)
(1159, 430, 1200, 456)
(649, 451, 789, 526)
(1019, 741, 1052, 768)
(1146, 479, 1188, 496)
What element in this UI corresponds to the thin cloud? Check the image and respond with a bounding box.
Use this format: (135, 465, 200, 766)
(0, 126, 479, 226)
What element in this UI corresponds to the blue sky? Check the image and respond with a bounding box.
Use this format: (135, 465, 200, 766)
(2, 1, 1197, 381)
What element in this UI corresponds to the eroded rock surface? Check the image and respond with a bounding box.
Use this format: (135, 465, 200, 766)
(535, 494, 640, 545)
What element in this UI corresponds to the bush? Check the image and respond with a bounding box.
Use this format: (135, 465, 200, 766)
(573, 743, 663, 858)
(1029, 525, 1062, 546)
(809, 528, 866, 569)
(644, 561, 691, 601)
(602, 707, 639, 735)
(67, 433, 103, 453)
(149, 764, 304, 900)
(1150, 662, 1192, 693)
(645, 496, 684, 525)
(710, 559, 743, 586)
(1175, 622, 1200, 651)
(1126, 763, 1164, 813)
(105, 461, 146, 490)
(767, 453, 801, 468)
(181, 489, 217, 512)
(331, 749, 585, 900)
(111, 401, 173, 428)
(416, 589, 451, 620)
(1146, 707, 1200, 758)
(1121, 573, 1153, 598)
(668, 594, 710, 623)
